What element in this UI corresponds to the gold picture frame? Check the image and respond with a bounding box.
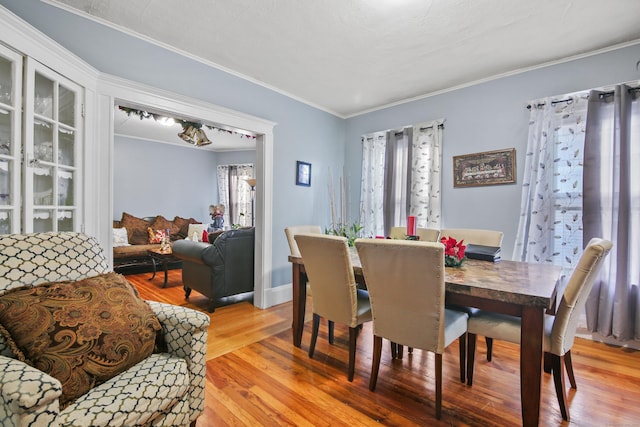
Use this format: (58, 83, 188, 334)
(453, 148, 516, 187)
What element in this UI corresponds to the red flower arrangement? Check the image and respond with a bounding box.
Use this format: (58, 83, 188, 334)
(441, 236, 466, 267)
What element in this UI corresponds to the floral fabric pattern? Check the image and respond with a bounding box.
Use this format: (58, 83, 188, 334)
(0, 272, 161, 408)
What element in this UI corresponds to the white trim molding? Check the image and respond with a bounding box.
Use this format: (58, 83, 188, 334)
(97, 73, 277, 309)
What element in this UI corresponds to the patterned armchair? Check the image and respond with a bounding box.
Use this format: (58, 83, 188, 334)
(0, 232, 209, 427)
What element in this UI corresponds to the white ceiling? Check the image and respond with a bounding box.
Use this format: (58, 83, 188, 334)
(49, 0, 640, 119)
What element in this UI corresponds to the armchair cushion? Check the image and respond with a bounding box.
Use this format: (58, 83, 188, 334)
(0, 272, 161, 408)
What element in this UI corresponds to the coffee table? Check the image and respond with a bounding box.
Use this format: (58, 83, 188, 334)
(148, 247, 180, 288)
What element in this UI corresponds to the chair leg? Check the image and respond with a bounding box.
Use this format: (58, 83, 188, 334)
(435, 353, 443, 420)
(328, 320, 335, 344)
(309, 313, 320, 358)
(397, 344, 404, 359)
(485, 337, 493, 361)
(370, 335, 383, 391)
(467, 332, 477, 386)
(564, 350, 577, 389)
(550, 353, 570, 421)
(348, 326, 358, 381)
(458, 334, 466, 383)
(390, 342, 397, 359)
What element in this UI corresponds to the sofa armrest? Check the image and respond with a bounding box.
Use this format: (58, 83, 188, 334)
(146, 301, 210, 421)
(172, 240, 212, 265)
(0, 355, 62, 427)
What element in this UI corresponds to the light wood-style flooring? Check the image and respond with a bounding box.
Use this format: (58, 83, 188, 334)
(128, 269, 640, 426)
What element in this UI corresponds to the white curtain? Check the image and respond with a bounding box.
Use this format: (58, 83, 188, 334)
(216, 163, 254, 228)
(410, 120, 443, 230)
(583, 85, 640, 341)
(512, 95, 589, 265)
(359, 132, 386, 238)
(359, 119, 443, 238)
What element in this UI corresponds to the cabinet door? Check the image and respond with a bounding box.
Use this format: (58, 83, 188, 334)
(0, 44, 22, 234)
(23, 57, 83, 233)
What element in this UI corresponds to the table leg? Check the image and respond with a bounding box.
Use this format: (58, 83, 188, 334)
(520, 306, 544, 427)
(149, 257, 157, 281)
(161, 259, 169, 288)
(292, 263, 307, 348)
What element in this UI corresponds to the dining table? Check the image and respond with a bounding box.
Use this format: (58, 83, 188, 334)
(288, 249, 562, 427)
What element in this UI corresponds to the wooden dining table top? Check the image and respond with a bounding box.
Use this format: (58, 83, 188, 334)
(290, 248, 563, 310)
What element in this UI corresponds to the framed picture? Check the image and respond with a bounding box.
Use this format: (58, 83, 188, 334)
(453, 148, 516, 188)
(296, 161, 311, 187)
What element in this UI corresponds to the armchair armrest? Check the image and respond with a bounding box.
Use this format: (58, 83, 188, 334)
(0, 355, 62, 427)
(146, 301, 210, 421)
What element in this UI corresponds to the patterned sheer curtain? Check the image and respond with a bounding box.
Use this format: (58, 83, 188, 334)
(583, 85, 640, 342)
(359, 132, 386, 238)
(216, 164, 254, 228)
(512, 95, 589, 265)
(359, 120, 443, 238)
(410, 120, 443, 230)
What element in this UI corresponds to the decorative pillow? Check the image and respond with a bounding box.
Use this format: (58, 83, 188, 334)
(0, 272, 161, 408)
(120, 212, 151, 245)
(112, 227, 130, 247)
(151, 215, 180, 241)
(173, 216, 201, 239)
(148, 227, 166, 244)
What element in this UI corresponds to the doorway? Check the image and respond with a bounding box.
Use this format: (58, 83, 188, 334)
(97, 76, 275, 309)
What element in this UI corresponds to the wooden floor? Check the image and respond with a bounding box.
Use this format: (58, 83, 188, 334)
(128, 269, 640, 426)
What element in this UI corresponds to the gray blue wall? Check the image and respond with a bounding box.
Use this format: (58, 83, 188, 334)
(3, 0, 640, 288)
(346, 43, 640, 258)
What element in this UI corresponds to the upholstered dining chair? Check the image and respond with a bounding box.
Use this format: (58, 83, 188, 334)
(440, 227, 504, 360)
(389, 226, 406, 239)
(355, 238, 468, 420)
(466, 238, 612, 421)
(416, 227, 440, 242)
(389, 226, 439, 242)
(284, 225, 335, 341)
(294, 233, 372, 381)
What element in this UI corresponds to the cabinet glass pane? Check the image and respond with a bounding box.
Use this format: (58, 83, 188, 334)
(57, 170, 74, 206)
(0, 210, 11, 234)
(33, 210, 53, 232)
(33, 165, 53, 205)
(57, 210, 73, 231)
(34, 119, 53, 162)
(58, 85, 75, 127)
(0, 56, 11, 106)
(58, 127, 74, 166)
(0, 109, 11, 155)
(34, 73, 53, 118)
(0, 159, 10, 205)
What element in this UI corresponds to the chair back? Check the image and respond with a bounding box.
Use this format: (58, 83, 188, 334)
(416, 228, 440, 242)
(355, 238, 447, 353)
(389, 226, 406, 239)
(0, 232, 110, 293)
(294, 233, 359, 327)
(285, 225, 322, 257)
(549, 238, 613, 355)
(440, 228, 503, 247)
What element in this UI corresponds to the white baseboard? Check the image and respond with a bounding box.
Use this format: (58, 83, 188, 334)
(260, 283, 292, 309)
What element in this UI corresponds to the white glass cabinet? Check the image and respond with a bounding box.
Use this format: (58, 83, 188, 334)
(0, 48, 83, 234)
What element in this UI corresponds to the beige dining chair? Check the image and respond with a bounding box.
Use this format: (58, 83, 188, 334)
(440, 227, 504, 360)
(389, 226, 439, 242)
(355, 238, 468, 420)
(389, 226, 406, 239)
(285, 225, 335, 341)
(416, 227, 440, 242)
(294, 233, 372, 381)
(466, 238, 612, 421)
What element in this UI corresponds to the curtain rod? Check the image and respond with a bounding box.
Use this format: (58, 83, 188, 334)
(526, 84, 640, 109)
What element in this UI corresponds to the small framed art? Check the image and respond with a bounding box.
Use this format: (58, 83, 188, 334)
(296, 161, 312, 187)
(453, 148, 516, 187)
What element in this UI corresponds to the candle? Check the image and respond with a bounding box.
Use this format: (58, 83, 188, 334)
(407, 216, 416, 236)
